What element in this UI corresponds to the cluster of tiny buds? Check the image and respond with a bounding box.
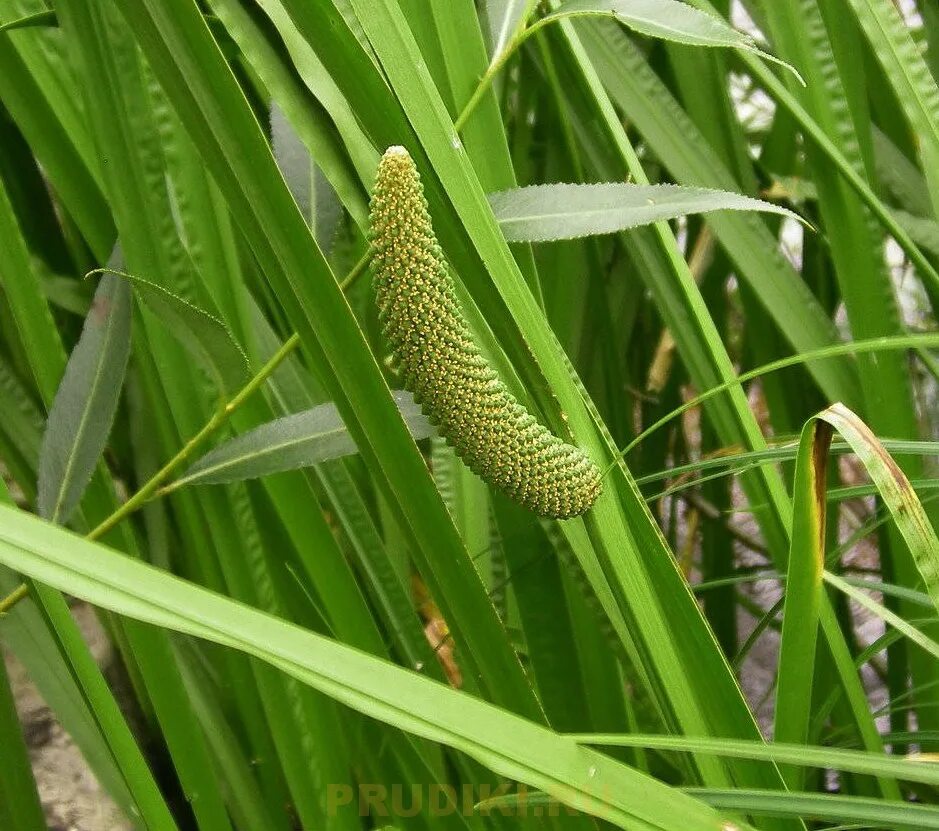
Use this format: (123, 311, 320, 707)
(369, 146, 601, 519)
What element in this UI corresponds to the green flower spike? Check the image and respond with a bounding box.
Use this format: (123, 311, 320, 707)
(369, 146, 602, 519)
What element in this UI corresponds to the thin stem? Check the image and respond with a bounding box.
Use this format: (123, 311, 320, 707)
(455, 58, 509, 134)
(454, 12, 605, 133)
(0, 249, 374, 614)
(340, 246, 374, 293)
(0, 583, 28, 615)
(87, 332, 301, 542)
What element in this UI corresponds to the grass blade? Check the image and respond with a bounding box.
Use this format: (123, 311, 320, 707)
(686, 788, 939, 828)
(846, 0, 939, 223)
(575, 18, 859, 407)
(0, 9, 56, 33)
(819, 403, 939, 616)
(117, 0, 546, 723)
(823, 571, 939, 662)
(0, 503, 756, 831)
(570, 732, 939, 786)
(0, 653, 45, 830)
(774, 417, 832, 786)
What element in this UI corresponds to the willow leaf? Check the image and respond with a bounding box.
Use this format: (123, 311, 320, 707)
(37, 274, 131, 524)
(175, 392, 435, 488)
(490, 182, 801, 242)
(90, 267, 250, 396)
(545, 0, 799, 79)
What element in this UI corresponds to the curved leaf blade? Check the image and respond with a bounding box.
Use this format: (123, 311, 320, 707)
(0, 504, 751, 831)
(175, 391, 435, 488)
(479, 786, 939, 828)
(490, 182, 802, 242)
(687, 788, 939, 828)
(0, 657, 45, 831)
(546, 0, 800, 80)
(567, 732, 939, 787)
(823, 571, 939, 663)
(37, 274, 131, 524)
(819, 403, 939, 617)
(90, 267, 250, 395)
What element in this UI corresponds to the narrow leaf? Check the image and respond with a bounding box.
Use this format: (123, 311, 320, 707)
(89, 267, 250, 395)
(0, 10, 58, 33)
(823, 571, 939, 662)
(820, 403, 939, 617)
(686, 788, 939, 828)
(480, 787, 939, 828)
(174, 391, 435, 488)
(846, 0, 939, 223)
(545, 0, 801, 80)
(0, 658, 45, 831)
(490, 182, 802, 242)
(569, 732, 939, 787)
(552, 0, 750, 46)
(774, 418, 831, 787)
(0, 505, 748, 831)
(271, 102, 312, 221)
(37, 274, 131, 524)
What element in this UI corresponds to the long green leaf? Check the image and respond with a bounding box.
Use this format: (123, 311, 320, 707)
(774, 418, 831, 786)
(823, 571, 939, 662)
(340, 0, 802, 815)
(481, 786, 939, 828)
(0, 504, 755, 831)
(819, 403, 939, 616)
(209, 0, 370, 230)
(175, 392, 434, 488)
(846, 0, 939, 224)
(0, 8, 56, 32)
(51, 2, 283, 826)
(0, 353, 43, 499)
(0, 114, 178, 831)
(37, 273, 131, 524)
(0, 654, 45, 831)
(549, 0, 758, 50)
(575, 18, 859, 407)
(116, 0, 547, 726)
(569, 732, 939, 787)
(686, 788, 939, 829)
(491, 181, 801, 241)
